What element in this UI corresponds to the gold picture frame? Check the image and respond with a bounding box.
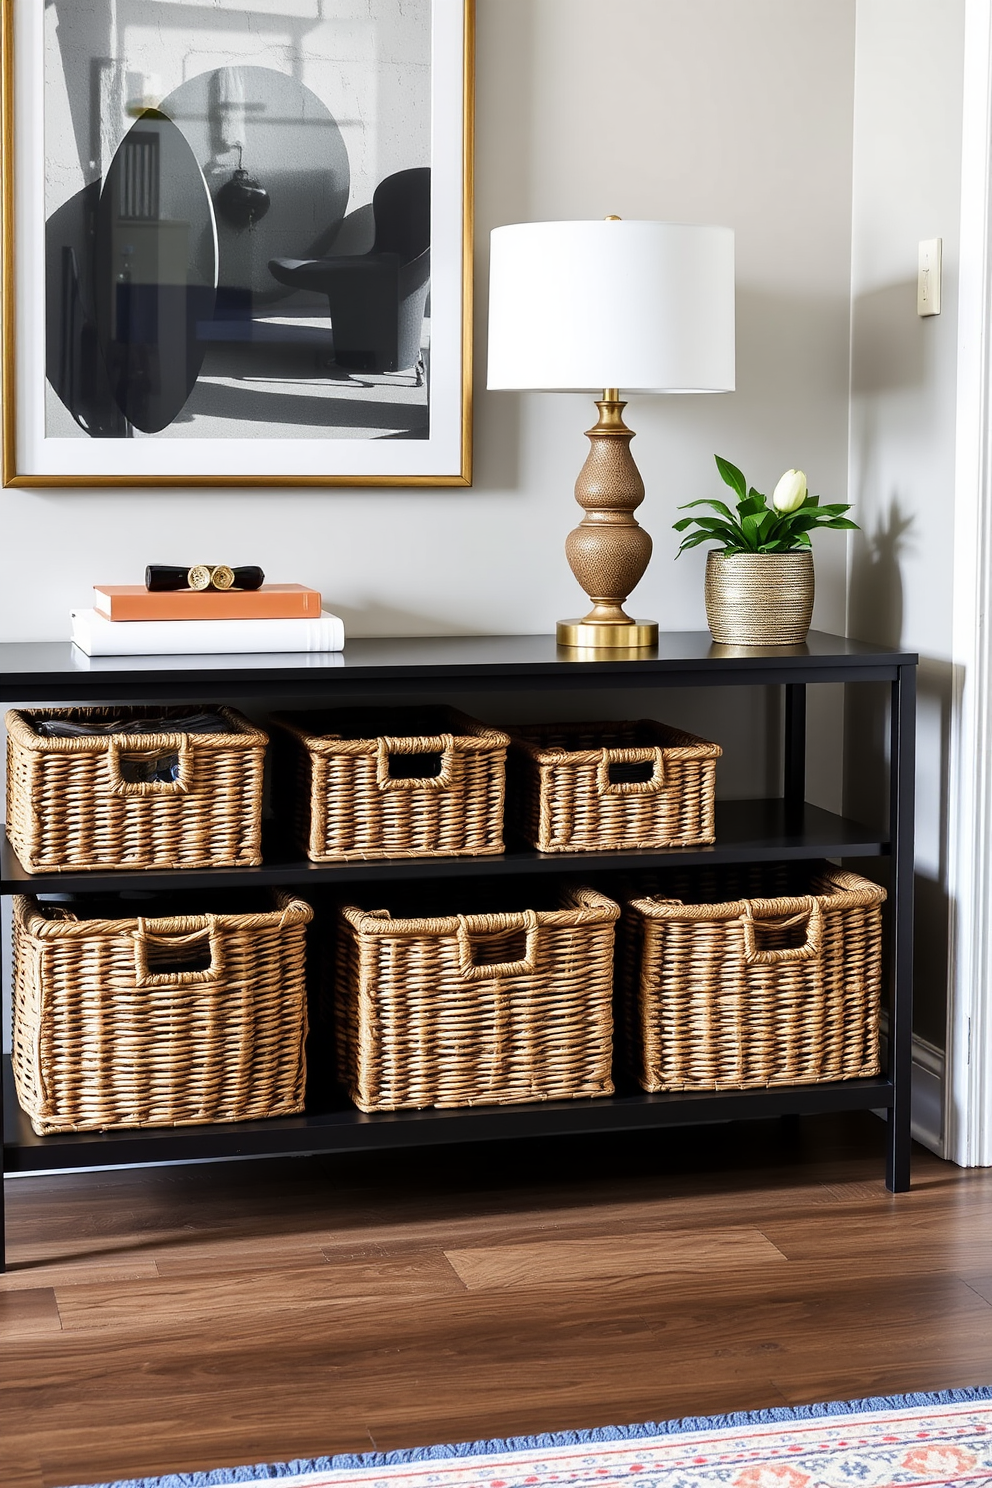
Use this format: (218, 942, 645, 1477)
(1, 0, 473, 488)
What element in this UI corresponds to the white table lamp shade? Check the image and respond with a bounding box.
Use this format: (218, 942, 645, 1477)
(487, 219, 735, 393)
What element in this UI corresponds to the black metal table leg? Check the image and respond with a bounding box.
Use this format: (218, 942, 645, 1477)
(887, 663, 916, 1191)
(784, 683, 807, 810)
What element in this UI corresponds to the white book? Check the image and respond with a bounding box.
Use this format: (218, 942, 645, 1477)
(70, 608, 345, 657)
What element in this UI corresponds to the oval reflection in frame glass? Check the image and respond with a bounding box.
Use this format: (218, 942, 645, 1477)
(160, 67, 351, 309)
(95, 110, 218, 434)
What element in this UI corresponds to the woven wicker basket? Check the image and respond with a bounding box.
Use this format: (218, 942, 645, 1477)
(618, 864, 885, 1092)
(5, 706, 267, 872)
(334, 885, 619, 1111)
(507, 719, 722, 852)
(272, 706, 509, 862)
(11, 890, 312, 1134)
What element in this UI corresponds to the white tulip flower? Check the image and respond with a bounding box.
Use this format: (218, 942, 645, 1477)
(772, 469, 807, 513)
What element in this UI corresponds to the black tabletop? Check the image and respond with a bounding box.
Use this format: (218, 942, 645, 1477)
(0, 631, 917, 700)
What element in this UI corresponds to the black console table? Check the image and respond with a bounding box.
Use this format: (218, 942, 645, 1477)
(0, 633, 917, 1270)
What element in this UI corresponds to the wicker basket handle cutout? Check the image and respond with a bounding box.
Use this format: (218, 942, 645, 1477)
(740, 899, 823, 965)
(106, 733, 194, 797)
(456, 909, 540, 982)
(132, 917, 224, 987)
(375, 734, 456, 792)
(596, 746, 668, 796)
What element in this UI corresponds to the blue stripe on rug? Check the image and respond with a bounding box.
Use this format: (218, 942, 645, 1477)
(63, 1384, 992, 1488)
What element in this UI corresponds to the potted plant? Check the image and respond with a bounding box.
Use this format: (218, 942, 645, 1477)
(674, 456, 859, 645)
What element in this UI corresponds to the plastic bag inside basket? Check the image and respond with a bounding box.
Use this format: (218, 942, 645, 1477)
(31, 712, 233, 737)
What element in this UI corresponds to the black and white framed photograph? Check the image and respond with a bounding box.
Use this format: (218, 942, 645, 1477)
(2, 0, 472, 487)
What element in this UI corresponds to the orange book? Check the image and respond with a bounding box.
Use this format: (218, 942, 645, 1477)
(94, 584, 323, 621)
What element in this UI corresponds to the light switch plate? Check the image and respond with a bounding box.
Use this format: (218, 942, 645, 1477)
(918, 238, 942, 316)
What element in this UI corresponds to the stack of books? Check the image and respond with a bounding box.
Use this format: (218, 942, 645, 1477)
(71, 584, 345, 656)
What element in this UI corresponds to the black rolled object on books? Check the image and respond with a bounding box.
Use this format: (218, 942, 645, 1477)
(145, 565, 266, 592)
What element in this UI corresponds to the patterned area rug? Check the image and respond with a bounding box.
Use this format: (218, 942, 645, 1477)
(65, 1388, 992, 1488)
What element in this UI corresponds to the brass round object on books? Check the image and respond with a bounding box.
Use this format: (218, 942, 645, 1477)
(187, 565, 213, 591)
(210, 565, 235, 590)
(556, 618, 659, 649)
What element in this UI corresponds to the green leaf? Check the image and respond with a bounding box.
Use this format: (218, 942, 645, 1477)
(821, 517, 860, 529)
(676, 498, 737, 521)
(764, 517, 791, 545)
(675, 530, 718, 556)
(714, 455, 747, 500)
(674, 510, 744, 540)
(740, 513, 763, 550)
(687, 521, 744, 546)
(702, 521, 742, 536)
(761, 535, 806, 551)
(737, 493, 767, 519)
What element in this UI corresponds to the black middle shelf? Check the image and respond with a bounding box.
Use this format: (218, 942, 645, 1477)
(0, 799, 886, 894)
(2, 1053, 895, 1172)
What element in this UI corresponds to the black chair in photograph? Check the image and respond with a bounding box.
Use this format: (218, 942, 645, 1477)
(268, 166, 430, 377)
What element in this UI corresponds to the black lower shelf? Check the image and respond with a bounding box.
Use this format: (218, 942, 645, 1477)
(0, 799, 886, 893)
(2, 1055, 893, 1173)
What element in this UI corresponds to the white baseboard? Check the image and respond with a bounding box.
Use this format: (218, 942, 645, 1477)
(912, 1034, 945, 1155)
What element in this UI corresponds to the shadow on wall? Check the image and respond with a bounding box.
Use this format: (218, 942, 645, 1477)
(846, 497, 951, 1049)
(847, 496, 913, 649)
(327, 602, 486, 638)
(850, 281, 926, 395)
(472, 0, 543, 497)
(844, 658, 952, 1052)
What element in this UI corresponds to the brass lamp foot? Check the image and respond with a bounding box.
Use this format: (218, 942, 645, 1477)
(556, 618, 658, 648)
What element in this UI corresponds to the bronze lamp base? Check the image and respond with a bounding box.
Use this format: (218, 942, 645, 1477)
(557, 391, 658, 651)
(556, 617, 658, 648)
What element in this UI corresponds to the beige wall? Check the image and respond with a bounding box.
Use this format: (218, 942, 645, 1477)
(0, 0, 856, 653)
(846, 0, 966, 1061)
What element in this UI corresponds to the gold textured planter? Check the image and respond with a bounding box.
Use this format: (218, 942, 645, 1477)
(704, 551, 814, 646)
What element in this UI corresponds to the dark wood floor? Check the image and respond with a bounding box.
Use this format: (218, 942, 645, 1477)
(3, 1112, 992, 1488)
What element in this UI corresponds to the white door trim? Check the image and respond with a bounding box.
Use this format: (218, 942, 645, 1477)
(946, 0, 992, 1167)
